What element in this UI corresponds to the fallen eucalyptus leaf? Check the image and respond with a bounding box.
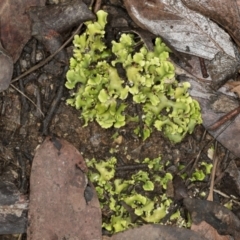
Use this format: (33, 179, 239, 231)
(226, 81, 240, 98)
(27, 137, 102, 240)
(108, 224, 208, 240)
(123, 0, 235, 60)
(191, 221, 231, 240)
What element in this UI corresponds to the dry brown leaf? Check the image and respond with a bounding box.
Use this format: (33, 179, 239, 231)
(191, 221, 231, 240)
(123, 0, 235, 60)
(225, 81, 240, 89)
(109, 224, 207, 240)
(185, 77, 240, 157)
(27, 137, 102, 240)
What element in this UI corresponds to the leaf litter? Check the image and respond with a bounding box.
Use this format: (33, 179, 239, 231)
(123, 0, 236, 60)
(1, 0, 240, 239)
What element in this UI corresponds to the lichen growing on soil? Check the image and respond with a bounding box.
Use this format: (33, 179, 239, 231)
(65, 10, 202, 143)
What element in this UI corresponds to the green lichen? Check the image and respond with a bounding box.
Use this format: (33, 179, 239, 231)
(86, 156, 175, 233)
(65, 10, 202, 143)
(190, 162, 213, 182)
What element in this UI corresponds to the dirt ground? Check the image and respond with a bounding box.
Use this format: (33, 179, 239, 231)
(1, 0, 240, 239)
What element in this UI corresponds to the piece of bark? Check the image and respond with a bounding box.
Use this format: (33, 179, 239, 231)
(27, 136, 102, 240)
(0, 181, 28, 234)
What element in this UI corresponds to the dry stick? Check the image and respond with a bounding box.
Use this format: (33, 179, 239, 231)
(190, 130, 207, 174)
(207, 141, 219, 201)
(93, 0, 102, 13)
(116, 164, 148, 171)
(198, 57, 209, 78)
(208, 105, 240, 131)
(11, 23, 83, 84)
(41, 66, 68, 135)
(10, 83, 44, 116)
(213, 189, 240, 206)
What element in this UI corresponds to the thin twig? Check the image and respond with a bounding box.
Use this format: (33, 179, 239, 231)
(198, 57, 209, 78)
(41, 66, 68, 135)
(208, 105, 240, 131)
(207, 141, 219, 201)
(17, 234, 22, 240)
(10, 83, 44, 117)
(93, 0, 102, 13)
(213, 189, 240, 206)
(116, 164, 148, 171)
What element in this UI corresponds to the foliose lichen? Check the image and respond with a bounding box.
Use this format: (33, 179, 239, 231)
(86, 156, 176, 233)
(65, 10, 202, 143)
(86, 155, 212, 233)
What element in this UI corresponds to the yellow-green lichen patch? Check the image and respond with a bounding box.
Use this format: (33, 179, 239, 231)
(65, 10, 202, 143)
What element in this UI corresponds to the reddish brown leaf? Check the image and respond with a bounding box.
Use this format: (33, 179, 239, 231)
(191, 221, 231, 240)
(0, 0, 45, 63)
(27, 137, 102, 240)
(107, 224, 207, 240)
